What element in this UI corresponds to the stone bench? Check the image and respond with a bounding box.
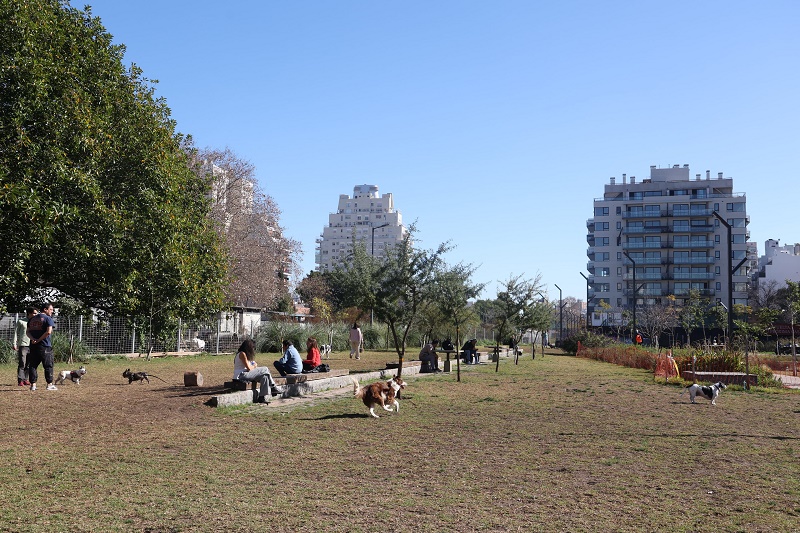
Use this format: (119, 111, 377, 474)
(209, 365, 424, 408)
(275, 368, 349, 385)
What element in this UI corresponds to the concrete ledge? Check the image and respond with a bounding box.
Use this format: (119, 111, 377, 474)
(208, 364, 422, 408)
(275, 368, 349, 385)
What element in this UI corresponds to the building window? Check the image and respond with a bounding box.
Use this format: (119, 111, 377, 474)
(594, 206, 609, 216)
(715, 235, 720, 243)
(598, 237, 609, 246)
(616, 206, 621, 215)
(726, 202, 745, 212)
(617, 267, 622, 276)
(597, 222, 609, 231)
(715, 251, 721, 259)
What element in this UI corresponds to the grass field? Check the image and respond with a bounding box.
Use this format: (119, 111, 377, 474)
(1, 349, 799, 532)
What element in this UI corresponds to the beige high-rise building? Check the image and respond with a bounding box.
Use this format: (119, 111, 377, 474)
(587, 165, 751, 326)
(316, 184, 407, 272)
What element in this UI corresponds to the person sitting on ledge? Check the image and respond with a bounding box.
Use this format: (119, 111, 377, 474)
(303, 337, 322, 372)
(274, 339, 303, 376)
(233, 339, 284, 403)
(419, 339, 440, 373)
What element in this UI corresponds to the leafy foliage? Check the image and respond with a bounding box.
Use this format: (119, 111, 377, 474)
(0, 2, 228, 328)
(188, 147, 299, 310)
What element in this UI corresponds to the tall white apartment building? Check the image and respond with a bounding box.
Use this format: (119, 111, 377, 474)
(587, 165, 750, 325)
(316, 184, 407, 272)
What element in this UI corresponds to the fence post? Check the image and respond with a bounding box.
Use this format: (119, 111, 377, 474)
(131, 323, 136, 354)
(78, 314, 83, 342)
(177, 318, 182, 352)
(216, 315, 221, 355)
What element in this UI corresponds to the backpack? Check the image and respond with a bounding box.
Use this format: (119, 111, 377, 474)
(314, 364, 330, 373)
(441, 339, 454, 351)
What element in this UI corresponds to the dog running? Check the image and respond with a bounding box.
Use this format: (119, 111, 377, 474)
(122, 369, 167, 384)
(55, 366, 87, 385)
(352, 375, 406, 418)
(681, 381, 727, 405)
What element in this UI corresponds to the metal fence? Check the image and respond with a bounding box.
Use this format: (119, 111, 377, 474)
(0, 312, 261, 356)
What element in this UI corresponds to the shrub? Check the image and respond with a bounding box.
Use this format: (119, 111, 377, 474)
(50, 332, 92, 363)
(562, 331, 613, 355)
(0, 339, 13, 364)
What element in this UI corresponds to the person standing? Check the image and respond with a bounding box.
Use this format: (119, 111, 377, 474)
(233, 339, 284, 403)
(13, 306, 37, 386)
(349, 323, 363, 359)
(274, 339, 303, 376)
(26, 302, 57, 391)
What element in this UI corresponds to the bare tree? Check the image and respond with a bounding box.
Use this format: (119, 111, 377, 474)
(188, 147, 301, 310)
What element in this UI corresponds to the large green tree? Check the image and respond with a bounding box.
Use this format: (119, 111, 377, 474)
(0, 1, 228, 322)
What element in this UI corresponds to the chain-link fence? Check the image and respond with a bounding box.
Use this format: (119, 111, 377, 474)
(0, 311, 267, 357)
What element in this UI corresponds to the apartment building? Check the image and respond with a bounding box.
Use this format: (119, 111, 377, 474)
(587, 165, 750, 326)
(316, 184, 407, 272)
(756, 239, 800, 289)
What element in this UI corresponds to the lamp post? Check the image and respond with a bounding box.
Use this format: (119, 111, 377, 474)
(371, 223, 390, 256)
(370, 223, 390, 326)
(580, 272, 591, 330)
(711, 211, 748, 347)
(622, 251, 637, 343)
(554, 284, 564, 345)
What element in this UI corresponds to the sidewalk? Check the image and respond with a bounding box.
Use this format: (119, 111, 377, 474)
(776, 373, 800, 389)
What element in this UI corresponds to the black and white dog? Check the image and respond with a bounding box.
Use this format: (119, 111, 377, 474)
(55, 366, 86, 385)
(682, 382, 727, 405)
(320, 344, 332, 359)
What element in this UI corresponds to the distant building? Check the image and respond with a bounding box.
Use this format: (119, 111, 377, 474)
(757, 239, 800, 289)
(315, 184, 407, 272)
(587, 165, 751, 326)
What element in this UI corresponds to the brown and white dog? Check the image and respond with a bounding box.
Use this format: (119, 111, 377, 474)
(681, 381, 727, 405)
(55, 366, 86, 385)
(352, 375, 406, 418)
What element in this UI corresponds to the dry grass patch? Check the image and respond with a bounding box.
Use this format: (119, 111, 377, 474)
(0, 350, 798, 532)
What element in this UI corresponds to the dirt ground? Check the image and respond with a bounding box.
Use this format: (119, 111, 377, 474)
(1, 351, 799, 532)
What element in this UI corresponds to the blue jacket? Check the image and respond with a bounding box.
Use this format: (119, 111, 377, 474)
(278, 344, 303, 374)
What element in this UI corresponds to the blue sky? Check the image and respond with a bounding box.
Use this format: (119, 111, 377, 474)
(79, 0, 800, 301)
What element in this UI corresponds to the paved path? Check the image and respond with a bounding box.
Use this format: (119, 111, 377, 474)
(776, 373, 800, 389)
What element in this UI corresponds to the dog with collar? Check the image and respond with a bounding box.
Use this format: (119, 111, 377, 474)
(55, 366, 86, 385)
(122, 368, 167, 384)
(352, 375, 406, 418)
(681, 381, 727, 405)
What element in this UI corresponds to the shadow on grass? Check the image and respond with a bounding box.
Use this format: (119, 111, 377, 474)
(316, 413, 370, 419)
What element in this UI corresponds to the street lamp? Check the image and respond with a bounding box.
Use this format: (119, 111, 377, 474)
(622, 251, 638, 343)
(554, 284, 564, 345)
(371, 223, 390, 256)
(369, 223, 390, 326)
(580, 272, 591, 330)
(711, 211, 748, 347)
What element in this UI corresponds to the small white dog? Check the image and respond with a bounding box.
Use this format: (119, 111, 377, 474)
(681, 381, 727, 405)
(55, 366, 87, 385)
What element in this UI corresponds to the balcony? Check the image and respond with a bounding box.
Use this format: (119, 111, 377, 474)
(587, 234, 595, 244)
(623, 210, 666, 219)
(687, 225, 715, 233)
(623, 242, 667, 250)
(623, 288, 663, 296)
(672, 272, 715, 280)
(670, 208, 713, 216)
(673, 256, 714, 265)
(623, 226, 670, 234)
(673, 288, 715, 297)
(671, 240, 714, 249)
(623, 256, 668, 265)
(623, 272, 664, 281)
(586, 218, 595, 230)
